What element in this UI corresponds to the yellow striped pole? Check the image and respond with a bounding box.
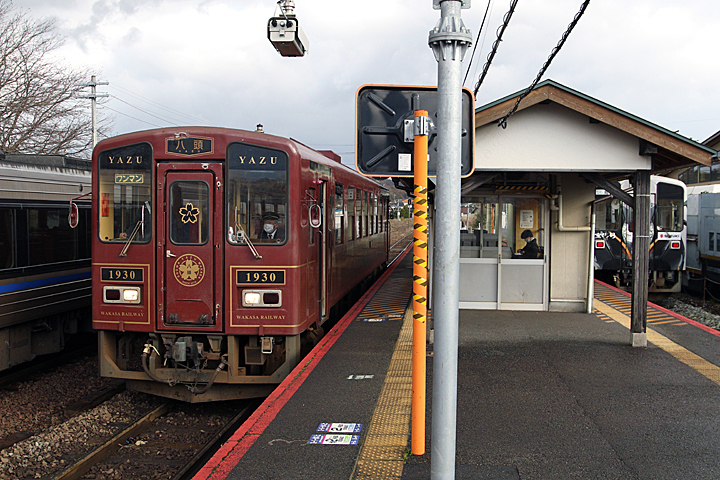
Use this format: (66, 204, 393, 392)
(412, 110, 428, 455)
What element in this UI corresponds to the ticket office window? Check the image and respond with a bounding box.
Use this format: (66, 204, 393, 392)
(97, 143, 153, 243)
(460, 196, 544, 259)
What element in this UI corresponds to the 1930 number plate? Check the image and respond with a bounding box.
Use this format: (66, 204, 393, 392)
(236, 270, 285, 285)
(101, 267, 144, 283)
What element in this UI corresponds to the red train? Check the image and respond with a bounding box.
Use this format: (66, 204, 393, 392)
(89, 127, 389, 402)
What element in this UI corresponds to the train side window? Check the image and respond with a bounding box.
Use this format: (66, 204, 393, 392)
(0, 209, 15, 269)
(335, 184, 344, 245)
(347, 188, 355, 242)
(710, 232, 715, 252)
(28, 208, 77, 265)
(355, 188, 361, 239)
(97, 143, 153, 243)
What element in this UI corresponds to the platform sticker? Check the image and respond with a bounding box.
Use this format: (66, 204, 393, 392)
(316, 422, 363, 434)
(308, 434, 360, 445)
(363, 318, 387, 322)
(347, 375, 374, 380)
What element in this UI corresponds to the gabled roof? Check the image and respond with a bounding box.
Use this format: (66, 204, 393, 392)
(475, 79, 714, 171)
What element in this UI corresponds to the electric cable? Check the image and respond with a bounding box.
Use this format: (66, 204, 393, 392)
(497, 0, 591, 129)
(462, 0, 493, 87)
(472, 0, 520, 97)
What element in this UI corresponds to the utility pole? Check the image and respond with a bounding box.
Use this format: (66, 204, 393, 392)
(77, 75, 109, 147)
(428, 1, 472, 479)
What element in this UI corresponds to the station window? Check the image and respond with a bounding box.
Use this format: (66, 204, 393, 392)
(97, 143, 153, 243)
(335, 184, 344, 245)
(710, 232, 715, 252)
(227, 142, 288, 245)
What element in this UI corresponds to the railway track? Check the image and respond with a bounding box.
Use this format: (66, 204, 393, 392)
(46, 399, 258, 480)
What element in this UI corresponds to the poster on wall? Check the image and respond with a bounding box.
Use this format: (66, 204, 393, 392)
(520, 210, 534, 229)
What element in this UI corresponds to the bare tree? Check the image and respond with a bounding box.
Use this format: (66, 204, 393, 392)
(0, 0, 108, 157)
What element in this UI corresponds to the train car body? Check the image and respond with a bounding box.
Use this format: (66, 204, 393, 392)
(0, 154, 92, 370)
(683, 185, 720, 292)
(594, 175, 686, 293)
(92, 127, 389, 402)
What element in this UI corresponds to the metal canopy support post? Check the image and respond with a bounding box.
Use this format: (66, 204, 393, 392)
(428, 1, 472, 479)
(631, 170, 650, 346)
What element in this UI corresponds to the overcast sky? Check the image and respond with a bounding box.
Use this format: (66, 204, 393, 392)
(14, 0, 720, 163)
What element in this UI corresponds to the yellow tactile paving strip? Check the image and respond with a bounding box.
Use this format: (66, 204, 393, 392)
(594, 298, 720, 385)
(594, 282, 686, 326)
(353, 307, 413, 479)
(356, 277, 413, 321)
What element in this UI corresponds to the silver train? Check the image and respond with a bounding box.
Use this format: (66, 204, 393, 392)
(684, 184, 720, 294)
(0, 153, 92, 370)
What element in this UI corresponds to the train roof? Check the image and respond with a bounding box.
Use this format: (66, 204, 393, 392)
(1, 153, 91, 172)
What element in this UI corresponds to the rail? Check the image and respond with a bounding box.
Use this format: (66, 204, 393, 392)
(388, 233, 413, 267)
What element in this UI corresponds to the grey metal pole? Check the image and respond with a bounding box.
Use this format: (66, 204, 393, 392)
(428, 1, 472, 479)
(90, 75, 98, 147)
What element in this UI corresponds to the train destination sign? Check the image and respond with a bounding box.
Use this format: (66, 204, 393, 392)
(165, 136, 214, 156)
(98, 143, 152, 170)
(355, 84, 475, 178)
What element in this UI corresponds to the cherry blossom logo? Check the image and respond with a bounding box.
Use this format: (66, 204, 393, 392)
(173, 254, 205, 287)
(180, 203, 199, 224)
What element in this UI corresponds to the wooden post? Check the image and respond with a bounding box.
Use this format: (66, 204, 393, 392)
(631, 170, 650, 346)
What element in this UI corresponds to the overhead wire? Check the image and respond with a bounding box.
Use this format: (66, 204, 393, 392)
(462, 0, 493, 88)
(109, 95, 181, 126)
(472, 0, 520, 98)
(497, 0, 591, 129)
(110, 83, 208, 124)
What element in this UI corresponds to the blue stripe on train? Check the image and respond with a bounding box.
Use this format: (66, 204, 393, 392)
(0, 271, 92, 294)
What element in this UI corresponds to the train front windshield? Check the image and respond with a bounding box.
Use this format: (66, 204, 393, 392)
(227, 142, 288, 244)
(655, 182, 684, 232)
(97, 143, 153, 243)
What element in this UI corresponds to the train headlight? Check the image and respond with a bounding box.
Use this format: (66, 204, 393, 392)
(242, 289, 283, 307)
(244, 292, 262, 306)
(595, 240, 605, 249)
(670, 241, 681, 249)
(103, 286, 141, 304)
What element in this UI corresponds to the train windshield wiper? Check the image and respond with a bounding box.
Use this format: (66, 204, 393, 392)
(119, 221, 141, 257)
(236, 223, 262, 259)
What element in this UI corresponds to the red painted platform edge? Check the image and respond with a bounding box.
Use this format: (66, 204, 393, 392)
(594, 279, 720, 338)
(193, 247, 411, 480)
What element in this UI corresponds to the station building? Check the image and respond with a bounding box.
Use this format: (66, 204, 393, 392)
(442, 79, 715, 313)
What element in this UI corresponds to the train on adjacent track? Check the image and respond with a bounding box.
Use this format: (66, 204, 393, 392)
(87, 127, 390, 402)
(0, 153, 92, 371)
(683, 184, 720, 295)
(594, 175, 686, 294)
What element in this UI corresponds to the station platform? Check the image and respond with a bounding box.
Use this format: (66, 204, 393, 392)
(193, 254, 720, 480)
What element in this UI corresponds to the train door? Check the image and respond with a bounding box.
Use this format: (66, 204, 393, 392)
(158, 166, 223, 330)
(313, 180, 329, 323)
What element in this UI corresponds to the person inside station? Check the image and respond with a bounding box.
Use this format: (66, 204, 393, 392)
(516, 229, 540, 259)
(258, 212, 285, 242)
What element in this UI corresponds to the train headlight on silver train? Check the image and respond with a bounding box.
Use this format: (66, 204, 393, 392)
(242, 289, 282, 307)
(103, 286, 141, 304)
